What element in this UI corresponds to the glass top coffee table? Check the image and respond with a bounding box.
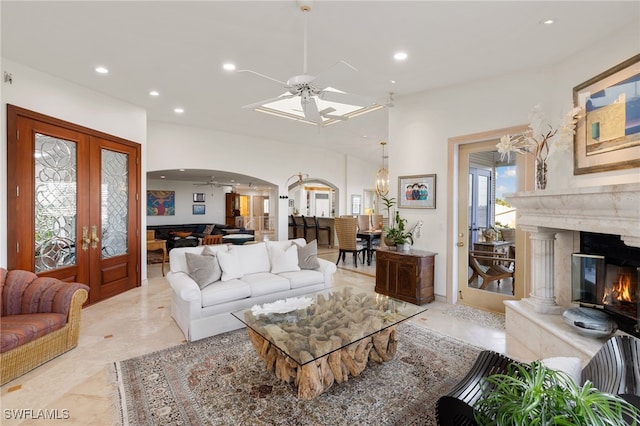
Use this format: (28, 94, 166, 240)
(231, 285, 426, 399)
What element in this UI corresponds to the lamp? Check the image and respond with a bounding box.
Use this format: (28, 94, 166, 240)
(375, 141, 389, 196)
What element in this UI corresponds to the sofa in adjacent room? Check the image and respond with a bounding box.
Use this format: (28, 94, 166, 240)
(147, 223, 255, 250)
(167, 238, 336, 341)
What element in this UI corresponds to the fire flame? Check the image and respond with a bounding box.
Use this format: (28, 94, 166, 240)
(602, 273, 633, 304)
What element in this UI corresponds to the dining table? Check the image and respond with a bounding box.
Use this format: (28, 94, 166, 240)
(357, 229, 382, 265)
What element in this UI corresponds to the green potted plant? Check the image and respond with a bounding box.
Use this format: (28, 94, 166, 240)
(474, 361, 640, 426)
(384, 211, 414, 250)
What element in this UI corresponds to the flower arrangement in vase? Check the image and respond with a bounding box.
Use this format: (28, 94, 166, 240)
(497, 104, 581, 189)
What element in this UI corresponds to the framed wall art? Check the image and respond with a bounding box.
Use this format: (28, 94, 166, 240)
(192, 204, 206, 215)
(193, 192, 205, 202)
(398, 174, 436, 209)
(573, 54, 640, 174)
(147, 190, 175, 216)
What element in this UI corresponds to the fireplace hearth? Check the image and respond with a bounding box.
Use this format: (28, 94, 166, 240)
(504, 183, 640, 361)
(572, 232, 640, 338)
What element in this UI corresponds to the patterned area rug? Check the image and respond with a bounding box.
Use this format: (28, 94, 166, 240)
(147, 250, 165, 264)
(442, 304, 505, 330)
(112, 323, 481, 426)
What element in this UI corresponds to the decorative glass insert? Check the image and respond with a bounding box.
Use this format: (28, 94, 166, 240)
(101, 149, 128, 258)
(34, 133, 77, 272)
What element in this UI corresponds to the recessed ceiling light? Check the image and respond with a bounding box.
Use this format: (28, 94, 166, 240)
(179, 168, 185, 172)
(541, 19, 554, 25)
(390, 80, 397, 84)
(149, 90, 160, 96)
(160, 175, 165, 179)
(223, 63, 236, 71)
(174, 107, 184, 114)
(393, 52, 408, 61)
(95, 66, 109, 74)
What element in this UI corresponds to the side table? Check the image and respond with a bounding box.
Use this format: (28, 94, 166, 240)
(146, 239, 167, 276)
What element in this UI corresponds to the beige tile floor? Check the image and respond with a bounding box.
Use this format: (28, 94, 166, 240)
(1, 250, 530, 425)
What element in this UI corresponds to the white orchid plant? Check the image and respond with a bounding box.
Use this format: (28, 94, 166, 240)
(497, 104, 582, 163)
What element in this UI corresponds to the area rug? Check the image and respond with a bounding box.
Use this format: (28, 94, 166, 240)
(147, 250, 165, 264)
(442, 304, 505, 330)
(112, 323, 481, 426)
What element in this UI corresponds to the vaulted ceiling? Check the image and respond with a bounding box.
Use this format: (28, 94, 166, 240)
(3, 1, 637, 173)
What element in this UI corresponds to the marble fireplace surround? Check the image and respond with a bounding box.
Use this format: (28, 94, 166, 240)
(504, 183, 640, 362)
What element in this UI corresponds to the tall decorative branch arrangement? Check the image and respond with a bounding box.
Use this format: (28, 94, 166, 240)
(497, 105, 581, 189)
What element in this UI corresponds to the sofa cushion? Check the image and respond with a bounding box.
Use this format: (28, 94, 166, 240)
(170, 245, 228, 274)
(217, 249, 243, 281)
(296, 239, 320, 270)
(241, 273, 290, 297)
(233, 243, 271, 275)
(0, 313, 66, 353)
(279, 270, 325, 289)
(195, 224, 206, 234)
(185, 246, 222, 289)
(268, 244, 300, 274)
(203, 224, 215, 235)
(200, 280, 251, 307)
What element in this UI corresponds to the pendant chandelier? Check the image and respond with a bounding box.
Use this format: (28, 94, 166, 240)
(375, 141, 390, 196)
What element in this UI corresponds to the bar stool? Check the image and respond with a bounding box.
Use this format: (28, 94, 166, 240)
(291, 215, 304, 239)
(313, 216, 332, 247)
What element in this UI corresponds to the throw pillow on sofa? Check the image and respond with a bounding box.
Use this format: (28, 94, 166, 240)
(296, 239, 320, 269)
(185, 246, 222, 289)
(203, 224, 215, 235)
(233, 243, 271, 275)
(269, 244, 300, 274)
(217, 249, 243, 281)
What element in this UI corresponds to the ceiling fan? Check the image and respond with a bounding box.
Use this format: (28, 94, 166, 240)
(237, 5, 377, 125)
(193, 176, 237, 189)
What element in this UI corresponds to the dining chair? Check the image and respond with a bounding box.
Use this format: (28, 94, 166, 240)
(334, 216, 366, 268)
(357, 214, 371, 232)
(202, 234, 223, 245)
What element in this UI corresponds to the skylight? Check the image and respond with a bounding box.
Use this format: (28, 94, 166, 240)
(252, 87, 382, 126)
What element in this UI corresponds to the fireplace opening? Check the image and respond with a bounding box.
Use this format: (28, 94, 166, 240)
(571, 232, 640, 338)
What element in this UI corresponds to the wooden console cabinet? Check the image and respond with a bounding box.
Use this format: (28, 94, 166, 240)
(375, 248, 436, 305)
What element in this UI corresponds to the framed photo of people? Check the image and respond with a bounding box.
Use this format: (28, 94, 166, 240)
(398, 174, 436, 209)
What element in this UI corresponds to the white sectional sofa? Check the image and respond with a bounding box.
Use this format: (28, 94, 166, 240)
(167, 238, 336, 341)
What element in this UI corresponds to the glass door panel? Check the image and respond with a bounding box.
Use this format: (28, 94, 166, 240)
(101, 148, 129, 258)
(34, 133, 78, 272)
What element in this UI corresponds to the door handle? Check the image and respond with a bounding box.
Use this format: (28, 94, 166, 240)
(457, 242, 464, 247)
(91, 225, 100, 249)
(82, 226, 90, 251)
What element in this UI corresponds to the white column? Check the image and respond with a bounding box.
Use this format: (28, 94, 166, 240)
(520, 225, 565, 314)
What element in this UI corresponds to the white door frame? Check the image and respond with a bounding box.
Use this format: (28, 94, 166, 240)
(446, 125, 532, 305)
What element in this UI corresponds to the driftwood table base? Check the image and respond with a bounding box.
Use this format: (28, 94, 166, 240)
(247, 327, 398, 400)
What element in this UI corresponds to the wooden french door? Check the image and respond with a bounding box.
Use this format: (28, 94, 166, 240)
(7, 105, 141, 304)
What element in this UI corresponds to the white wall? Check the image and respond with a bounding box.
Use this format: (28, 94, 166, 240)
(147, 179, 227, 225)
(389, 18, 640, 299)
(0, 59, 147, 270)
(147, 121, 376, 240)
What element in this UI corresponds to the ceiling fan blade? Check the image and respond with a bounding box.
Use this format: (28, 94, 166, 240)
(318, 90, 375, 107)
(242, 93, 296, 110)
(236, 69, 287, 86)
(302, 96, 322, 124)
(310, 60, 358, 90)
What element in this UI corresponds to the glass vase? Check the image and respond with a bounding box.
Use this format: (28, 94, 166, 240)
(536, 159, 547, 190)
